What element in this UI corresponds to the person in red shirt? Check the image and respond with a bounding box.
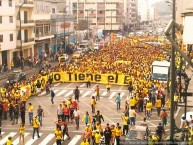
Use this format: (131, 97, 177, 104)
(63, 105, 70, 122)
(2, 101, 7, 120)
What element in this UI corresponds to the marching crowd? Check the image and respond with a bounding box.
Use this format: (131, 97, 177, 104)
(0, 36, 190, 145)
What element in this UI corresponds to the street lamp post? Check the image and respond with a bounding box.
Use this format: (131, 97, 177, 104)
(170, 0, 176, 140)
(19, 0, 27, 70)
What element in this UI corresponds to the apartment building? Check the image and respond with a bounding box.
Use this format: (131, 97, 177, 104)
(71, 0, 125, 35)
(15, 0, 35, 59)
(33, 0, 54, 55)
(0, 0, 16, 67)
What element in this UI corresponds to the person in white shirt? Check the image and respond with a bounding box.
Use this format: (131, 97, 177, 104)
(73, 108, 80, 130)
(129, 108, 136, 129)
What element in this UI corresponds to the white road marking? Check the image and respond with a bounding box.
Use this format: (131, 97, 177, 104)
(120, 92, 125, 98)
(39, 91, 46, 96)
(175, 107, 181, 118)
(64, 90, 73, 97)
(56, 90, 67, 97)
(12, 132, 30, 145)
(108, 92, 117, 99)
(80, 83, 85, 88)
(25, 133, 43, 145)
(101, 91, 107, 96)
(68, 135, 82, 145)
(39, 133, 55, 145)
(0, 132, 17, 144)
(81, 91, 92, 98)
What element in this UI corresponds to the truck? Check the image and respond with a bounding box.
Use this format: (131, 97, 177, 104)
(152, 60, 170, 81)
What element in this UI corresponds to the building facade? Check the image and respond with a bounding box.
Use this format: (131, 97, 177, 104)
(0, 0, 16, 67)
(72, 0, 126, 35)
(15, 0, 35, 60)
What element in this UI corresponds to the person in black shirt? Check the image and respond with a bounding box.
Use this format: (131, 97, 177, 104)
(73, 86, 80, 102)
(104, 127, 112, 145)
(155, 123, 165, 141)
(20, 102, 25, 125)
(94, 110, 104, 124)
(37, 106, 44, 126)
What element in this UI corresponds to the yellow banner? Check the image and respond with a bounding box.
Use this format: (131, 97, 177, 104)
(51, 72, 131, 85)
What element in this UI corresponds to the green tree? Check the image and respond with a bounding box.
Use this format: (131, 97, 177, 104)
(77, 19, 88, 30)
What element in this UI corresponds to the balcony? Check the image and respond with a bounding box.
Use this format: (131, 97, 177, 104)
(17, 38, 35, 47)
(16, 20, 35, 27)
(97, 5, 105, 10)
(78, 6, 84, 10)
(35, 32, 54, 41)
(97, 13, 105, 17)
(16, 0, 34, 8)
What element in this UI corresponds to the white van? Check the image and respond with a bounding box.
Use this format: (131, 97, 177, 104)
(152, 61, 170, 81)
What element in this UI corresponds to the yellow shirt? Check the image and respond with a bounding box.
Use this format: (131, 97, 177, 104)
(55, 130, 62, 140)
(122, 116, 129, 125)
(146, 102, 152, 111)
(115, 128, 122, 136)
(80, 141, 90, 145)
(19, 126, 25, 133)
(95, 133, 101, 143)
(22, 95, 27, 101)
(90, 99, 95, 105)
(6, 140, 12, 145)
(33, 118, 40, 128)
(28, 105, 33, 113)
(111, 128, 116, 137)
(174, 95, 178, 102)
(156, 100, 161, 107)
(130, 99, 136, 106)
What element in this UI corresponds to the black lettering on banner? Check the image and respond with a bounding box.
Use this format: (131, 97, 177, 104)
(75, 73, 77, 81)
(95, 75, 101, 82)
(86, 74, 93, 81)
(124, 76, 130, 84)
(54, 73, 61, 81)
(79, 74, 85, 80)
(108, 75, 115, 83)
(68, 73, 72, 81)
(115, 74, 118, 83)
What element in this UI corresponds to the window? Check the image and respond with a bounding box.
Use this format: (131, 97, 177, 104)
(9, 0, 12, 7)
(0, 0, 2, 6)
(0, 35, 3, 42)
(10, 34, 13, 41)
(9, 16, 13, 23)
(0, 16, 2, 23)
(52, 8, 55, 13)
(17, 30, 21, 40)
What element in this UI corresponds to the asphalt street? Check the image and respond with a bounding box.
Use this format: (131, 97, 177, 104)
(1, 82, 183, 145)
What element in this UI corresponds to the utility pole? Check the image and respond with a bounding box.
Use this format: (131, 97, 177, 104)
(170, 0, 176, 140)
(19, 0, 26, 70)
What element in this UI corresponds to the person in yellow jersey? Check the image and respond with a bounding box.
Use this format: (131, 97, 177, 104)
(5, 136, 12, 145)
(32, 116, 40, 139)
(28, 103, 34, 126)
(55, 127, 62, 145)
(121, 114, 129, 135)
(106, 82, 111, 94)
(129, 97, 136, 109)
(90, 96, 96, 113)
(94, 130, 101, 145)
(115, 126, 122, 145)
(155, 98, 161, 116)
(11, 61, 14, 71)
(80, 138, 90, 145)
(21, 92, 27, 109)
(174, 93, 179, 111)
(19, 124, 25, 144)
(146, 101, 152, 119)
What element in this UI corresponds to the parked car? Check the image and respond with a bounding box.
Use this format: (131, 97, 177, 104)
(72, 51, 84, 59)
(6, 70, 26, 85)
(93, 43, 99, 51)
(58, 54, 69, 63)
